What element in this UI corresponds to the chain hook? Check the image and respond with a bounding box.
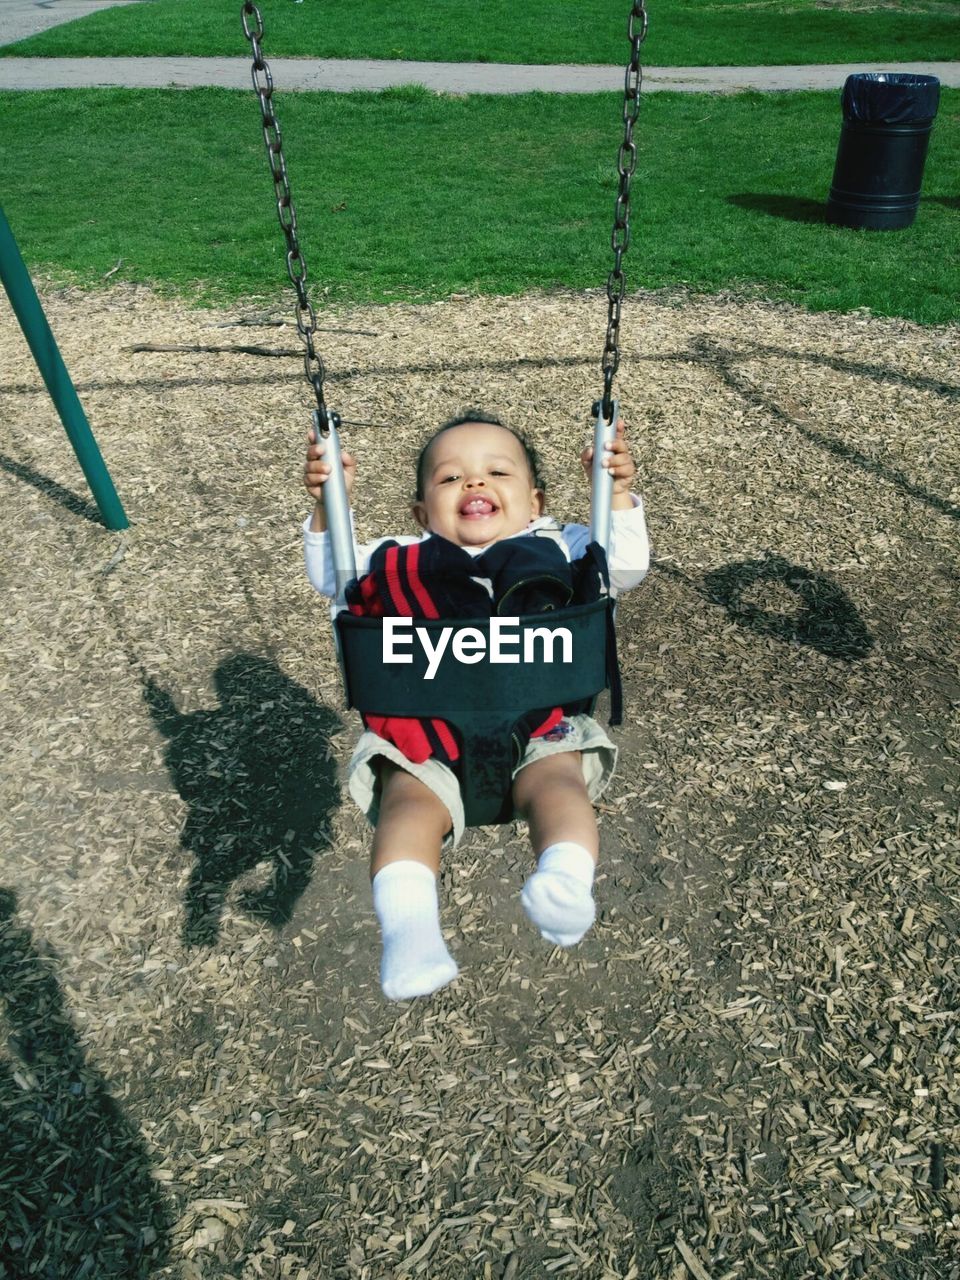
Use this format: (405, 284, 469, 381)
(312, 406, 342, 439)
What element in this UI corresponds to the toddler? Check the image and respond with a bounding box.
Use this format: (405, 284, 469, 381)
(304, 411, 649, 999)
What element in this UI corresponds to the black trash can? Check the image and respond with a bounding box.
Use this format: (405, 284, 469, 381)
(827, 72, 940, 230)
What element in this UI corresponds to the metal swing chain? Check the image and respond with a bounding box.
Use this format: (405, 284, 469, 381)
(240, 0, 643, 430)
(240, 2, 338, 431)
(600, 0, 648, 423)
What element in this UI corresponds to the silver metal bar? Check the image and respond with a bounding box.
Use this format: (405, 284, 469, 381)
(590, 399, 617, 550)
(314, 410, 356, 609)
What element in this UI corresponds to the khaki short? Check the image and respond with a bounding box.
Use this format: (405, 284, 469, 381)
(347, 713, 617, 848)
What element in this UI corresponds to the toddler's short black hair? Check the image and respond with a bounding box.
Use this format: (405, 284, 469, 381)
(414, 410, 545, 500)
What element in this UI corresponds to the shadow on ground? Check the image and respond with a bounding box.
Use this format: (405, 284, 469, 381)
(730, 191, 959, 226)
(654, 554, 874, 661)
(0, 450, 103, 526)
(703, 554, 874, 660)
(144, 654, 342, 947)
(688, 333, 960, 522)
(0, 890, 171, 1279)
(728, 192, 829, 224)
(3, 338, 957, 420)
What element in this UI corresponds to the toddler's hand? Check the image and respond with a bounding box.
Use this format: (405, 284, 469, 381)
(580, 418, 636, 495)
(304, 427, 356, 504)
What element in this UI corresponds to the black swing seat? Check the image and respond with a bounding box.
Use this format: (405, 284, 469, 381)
(336, 598, 618, 827)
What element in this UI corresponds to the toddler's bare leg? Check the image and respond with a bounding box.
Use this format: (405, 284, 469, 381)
(369, 763, 458, 1000)
(513, 752, 599, 861)
(370, 763, 450, 879)
(513, 753, 599, 947)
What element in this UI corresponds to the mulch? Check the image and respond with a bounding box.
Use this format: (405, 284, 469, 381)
(1, 281, 958, 1280)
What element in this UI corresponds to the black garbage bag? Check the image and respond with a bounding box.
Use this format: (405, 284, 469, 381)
(842, 72, 941, 126)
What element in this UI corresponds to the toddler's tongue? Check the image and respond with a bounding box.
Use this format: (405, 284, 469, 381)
(461, 497, 495, 516)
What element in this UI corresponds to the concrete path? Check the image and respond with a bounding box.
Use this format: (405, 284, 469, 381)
(1, 0, 956, 94)
(1, 0, 144, 49)
(1, 56, 958, 94)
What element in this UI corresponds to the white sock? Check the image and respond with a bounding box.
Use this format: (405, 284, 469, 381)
(521, 842, 597, 947)
(372, 861, 459, 1000)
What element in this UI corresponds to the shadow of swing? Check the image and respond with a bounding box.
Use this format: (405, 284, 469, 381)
(0, 353, 597, 403)
(655, 553, 874, 661)
(145, 579, 869, 943)
(0, 890, 171, 1278)
(688, 333, 960, 524)
(143, 654, 343, 949)
(722, 341, 960, 402)
(702, 554, 874, 661)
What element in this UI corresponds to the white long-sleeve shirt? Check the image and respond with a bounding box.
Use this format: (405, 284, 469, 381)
(303, 494, 650, 602)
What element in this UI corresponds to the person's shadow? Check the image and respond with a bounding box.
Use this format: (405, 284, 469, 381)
(0, 890, 171, 1278)
(143, 654, 343, 947)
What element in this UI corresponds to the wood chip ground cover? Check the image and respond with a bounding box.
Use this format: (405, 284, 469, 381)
(1, 284, 958, 1280)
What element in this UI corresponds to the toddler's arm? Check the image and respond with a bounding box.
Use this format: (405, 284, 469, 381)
(606, 496, 650, 593)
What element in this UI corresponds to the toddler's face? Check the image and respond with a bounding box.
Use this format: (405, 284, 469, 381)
(413, 423, 544, 549)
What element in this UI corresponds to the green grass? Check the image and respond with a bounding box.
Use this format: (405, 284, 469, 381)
(3, 0, 957, 66)
(1, 86, 957, 323)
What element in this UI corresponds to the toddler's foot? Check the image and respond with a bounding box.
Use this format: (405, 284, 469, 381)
(521, 842, 596, 947)
(372, 860, 459, 1000)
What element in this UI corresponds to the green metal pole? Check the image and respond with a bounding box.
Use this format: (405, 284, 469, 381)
(0, 206, 129, 530)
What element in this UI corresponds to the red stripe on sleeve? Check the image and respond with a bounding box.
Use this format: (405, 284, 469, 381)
(382, 544, 415, 615)
(404, 541, 441, 620)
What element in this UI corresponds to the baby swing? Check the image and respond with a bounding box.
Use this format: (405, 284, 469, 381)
(240, 2, 648, 827)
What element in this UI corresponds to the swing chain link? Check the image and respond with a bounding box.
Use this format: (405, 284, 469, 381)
(240, 2, 338, 432)
(600, 0, 648, 422)
(242, 0, 639, 433)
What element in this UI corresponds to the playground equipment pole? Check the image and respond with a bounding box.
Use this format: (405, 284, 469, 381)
(0, 207, 129, 530)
